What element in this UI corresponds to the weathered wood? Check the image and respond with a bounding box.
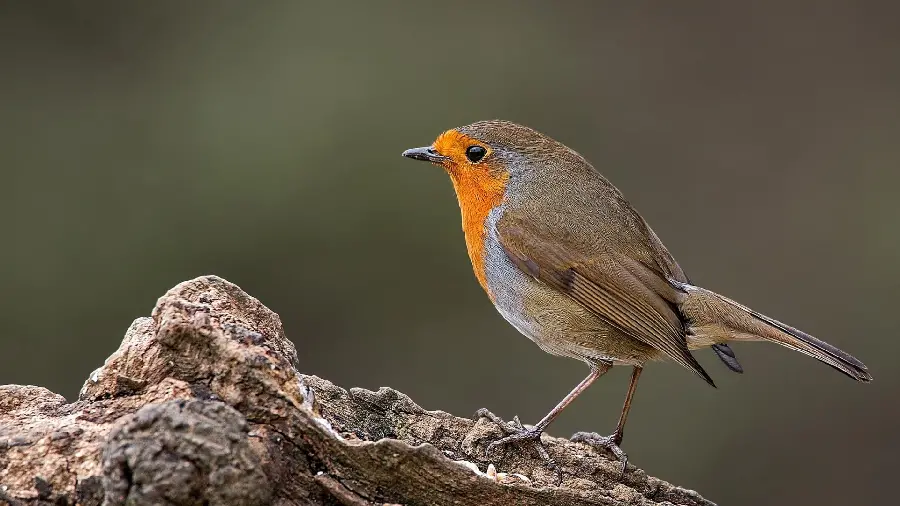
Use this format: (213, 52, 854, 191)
(0, 275, 714, 505)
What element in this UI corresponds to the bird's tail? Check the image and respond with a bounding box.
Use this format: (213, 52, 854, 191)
(676, 283, 872, 382)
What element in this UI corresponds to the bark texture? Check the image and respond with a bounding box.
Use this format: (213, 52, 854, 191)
(0, 275, 715, 505)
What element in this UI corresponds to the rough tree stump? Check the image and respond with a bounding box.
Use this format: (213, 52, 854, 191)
(0, 276, 714, 505)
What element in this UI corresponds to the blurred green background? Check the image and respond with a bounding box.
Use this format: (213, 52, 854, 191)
(1, 2, 897, 504)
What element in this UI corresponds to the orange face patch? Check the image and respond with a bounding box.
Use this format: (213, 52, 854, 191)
(430, 130, 509, 299)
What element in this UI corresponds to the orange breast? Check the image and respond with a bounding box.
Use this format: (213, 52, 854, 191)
(447, 168, 508, 300)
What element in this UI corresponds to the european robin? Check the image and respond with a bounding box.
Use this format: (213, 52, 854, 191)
(402, 120, 872, 472)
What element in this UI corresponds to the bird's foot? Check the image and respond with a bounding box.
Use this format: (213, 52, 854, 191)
(571, 431, 628, 475)
(473, 408, 559, 480)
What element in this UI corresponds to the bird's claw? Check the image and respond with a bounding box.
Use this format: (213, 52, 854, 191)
(571, 431, 628, 475)
(486, 424, 544, 454)
(473, 408, 559, 482)
(474, 408, 542, 452)
(473, 408, 507, 429)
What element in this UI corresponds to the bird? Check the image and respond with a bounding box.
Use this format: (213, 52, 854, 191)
(401, 120, 872, 473)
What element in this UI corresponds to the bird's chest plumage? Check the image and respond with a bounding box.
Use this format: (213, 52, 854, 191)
(479, 207, 541, 336)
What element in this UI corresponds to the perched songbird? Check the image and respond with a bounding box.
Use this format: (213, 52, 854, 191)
(402, 120, 872, 472)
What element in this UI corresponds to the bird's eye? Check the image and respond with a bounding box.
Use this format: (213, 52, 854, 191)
(465, 145, 486, 163)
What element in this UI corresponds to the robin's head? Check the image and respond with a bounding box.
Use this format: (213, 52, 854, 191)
(401, 120, 568, 182)
(401, 120, 583, 294)
(402, 120, 555, 291)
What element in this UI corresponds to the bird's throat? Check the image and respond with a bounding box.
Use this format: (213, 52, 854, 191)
(448, 168, 509, 300)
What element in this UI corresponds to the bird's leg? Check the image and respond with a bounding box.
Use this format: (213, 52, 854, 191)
(572, 366, 643, 474)
(474, 363, 611, 471)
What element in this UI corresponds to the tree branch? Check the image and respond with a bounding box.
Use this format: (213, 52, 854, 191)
(0, 276, 714, 505)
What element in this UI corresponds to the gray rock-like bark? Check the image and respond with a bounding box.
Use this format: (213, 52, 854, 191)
(0, 276, 714, 505)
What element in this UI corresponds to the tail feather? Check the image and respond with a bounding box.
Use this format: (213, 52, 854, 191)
(743, 305, 871, 380)
(711, 343, 744, 373)
(676, 282, 872, 383)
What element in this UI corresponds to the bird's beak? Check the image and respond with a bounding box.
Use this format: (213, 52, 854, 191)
(401, 146, 448, 164)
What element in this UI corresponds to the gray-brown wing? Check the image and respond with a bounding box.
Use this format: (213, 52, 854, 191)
(496, 211, 714, 386)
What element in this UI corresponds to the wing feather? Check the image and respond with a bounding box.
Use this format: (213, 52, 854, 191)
(496, 212, 714, 386)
